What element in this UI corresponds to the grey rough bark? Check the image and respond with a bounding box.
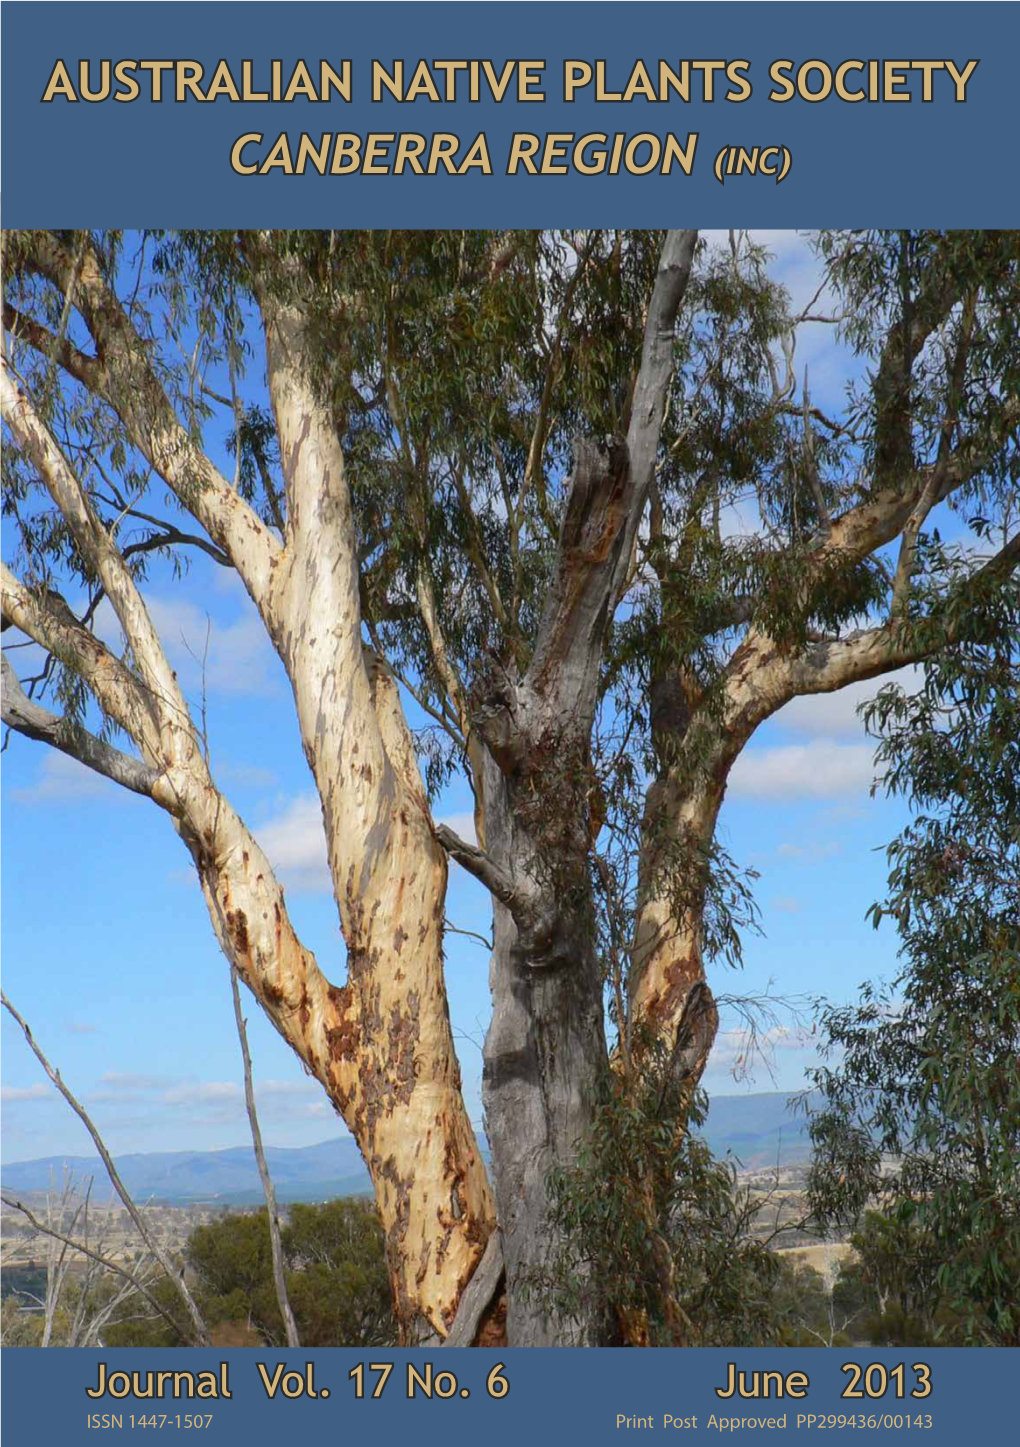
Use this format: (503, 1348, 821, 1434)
(1, 653, 161, 796)
(468, 232, 700, 1345)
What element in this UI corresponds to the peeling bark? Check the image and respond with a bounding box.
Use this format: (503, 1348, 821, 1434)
(2, 337, 495, 1342)
(255, 290, 496, 1338)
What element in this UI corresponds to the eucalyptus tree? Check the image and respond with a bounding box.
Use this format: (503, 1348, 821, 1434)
(808, 584, 1020, 1346)
(2, 228, 1018, 1345)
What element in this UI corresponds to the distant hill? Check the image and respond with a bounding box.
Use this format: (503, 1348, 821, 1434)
(1, 1090, 818, 1204)
(700, 1089, 819, 1168)
(0, 1138, 371, 1205)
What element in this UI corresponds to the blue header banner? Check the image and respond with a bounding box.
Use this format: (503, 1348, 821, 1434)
(0, 1, 1018, 225)
(1, 1346, 1014, 1443)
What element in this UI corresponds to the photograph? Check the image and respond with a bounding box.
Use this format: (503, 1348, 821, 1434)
(3, 225, 1017, 1358)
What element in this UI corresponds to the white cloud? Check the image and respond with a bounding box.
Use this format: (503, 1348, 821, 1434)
(255, 1078, 321, 1100)
(150, 1075, 328, 1125)
(90, 590, 279, 700)
(99, 1072, 164, 1091)
(256, 793, 331, 893)
(215, 759, 278, 789)
(299, 1100, 333, 1120)
(0, 1084, 52, 1103)
(11, 752, 122, 806)
(704, 1023, 815, 1084)
(143, 593, 279, 698)
(164, 1081, 242, 1107)
(255, 1080, 332, 1122)
(90, 1072, 167, 1103)
(73, 1071, 326, 1124)
(729, 739, 875, 799)
(776, 841, 840, 863)
(771, 896, 804, 915)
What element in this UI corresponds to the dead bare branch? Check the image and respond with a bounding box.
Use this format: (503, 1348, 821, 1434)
(0, 992, 210, 1346)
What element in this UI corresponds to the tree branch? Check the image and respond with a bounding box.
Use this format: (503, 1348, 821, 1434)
(440, 1231, 504, 1347)
(1, 653, 160, 795)
(801, 367, 832, 533)
(519, 234, 598, 548)
(525, 230, 698, 723)
(2, 355, 191, 741)
(3, 301, 104, 390)
(415, 561, 470, 734)
(785, 531, 1020, 698)
(3, 561, 345, 1126)
(448, 459, 514, 643)
(114, 515, 233, 570)
(1, 992, 210, 1346)
(625, 230, 701, 526)
(872, 234, 977, 486)
(13, 230, 280, 612)
(434, 824, 517, 907)
(814, 406, 1018, 580)
(0, 1194, 179, 1336)
(1, 562, 162, 756)
(890, 291, 978, 614)
(230, 965, 300, 1349)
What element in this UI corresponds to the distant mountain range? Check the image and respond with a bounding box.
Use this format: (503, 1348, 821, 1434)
(1, 1090, 817, 1205)
(701, 1089, 818, 1168)
(1, 1138, 371, 1207)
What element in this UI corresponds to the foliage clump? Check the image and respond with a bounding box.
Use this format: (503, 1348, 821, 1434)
(808, 582, 1020, 1345)
(102, 1197, 395, 1348)
(534, 1047, 781, 1347)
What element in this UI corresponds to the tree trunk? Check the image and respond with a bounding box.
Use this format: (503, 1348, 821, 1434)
(481, 753, 608, 1346)
(257, 295, 498, 1340)
(465, 232, 701, 1344)
(629, 779, 725, 1061)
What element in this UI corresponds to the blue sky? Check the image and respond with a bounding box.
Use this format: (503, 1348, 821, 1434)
(0, 232, 933, 1164)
